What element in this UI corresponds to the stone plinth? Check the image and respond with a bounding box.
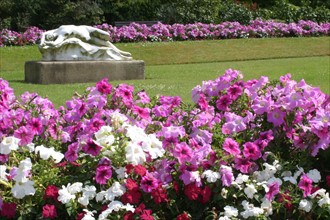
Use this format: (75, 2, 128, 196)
(25, 60, 144, 84)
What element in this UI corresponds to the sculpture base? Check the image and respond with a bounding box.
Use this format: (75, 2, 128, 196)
(25, 60, 144, 84)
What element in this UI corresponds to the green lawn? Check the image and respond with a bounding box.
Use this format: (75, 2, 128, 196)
(0, 37, 329, 107)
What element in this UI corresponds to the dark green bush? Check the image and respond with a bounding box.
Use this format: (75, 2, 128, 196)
(218, 1, 253, 25)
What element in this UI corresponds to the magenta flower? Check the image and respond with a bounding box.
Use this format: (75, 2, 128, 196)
(141, 173, 158, 193)
(216, 95, 232, 111)
(137, 91, 150, 104)
(96, 78, 112, 94)
(267, 108, 286, 126)
(133, 105, 150, 119)
(227, 84, 242, 100)
(223, 138, 241, 156)
(82, 140, 102, 156)
(14, 126, 34, 146)
(173, 143, 192, 164)
(64, 143, 79, 162)
(234, 157, 253, 174)
(243, 142, 261, 160)
(95, 165, 112, 185)
(251, 96, 272, 114)
(27, 117, 43, 135)
(198, 94, 209, 111)
(298, 174, 313, 197)
(266, 182, 280, 201)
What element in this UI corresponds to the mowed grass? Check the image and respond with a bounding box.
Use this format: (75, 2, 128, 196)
(0, 37, 329, 107)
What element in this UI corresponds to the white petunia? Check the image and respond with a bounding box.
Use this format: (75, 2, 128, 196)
(96, 191, 106, 202)
(241, 200, 264, 219)
(299, 199, 312, 212)
(223, 205, 238, 217)
(244, 183, 257, 199)
(148, 134, 165, 159)
(78, 196, 90, 206)
(58, 185, 75, 204)
(24, 143, 35, 152)
(0, 165, 8, 181)
(81, 209, 96, 220)
(235, 174, 249, 184)
(218, 217, 230, 220)
(105, 182, 126, 201)
(13, 158, 33, 182)
(52, 151, 64, 163)
(318, 192, 330, 207)
(0, 136, 20, 154)
(261, 199, 273, 216)
(35, 145, 53, 160)
(68, 182, 83, 194)
(95, 126, 113, 140)
(11, 180, 36, 199)
(125, 142, 146, 165)
(202, 170, 220, 183)
(82, 185, 96, 199)
(307, 169, 321, 183)
(35, 145, 64, 163)
(115, 167, 127, 180)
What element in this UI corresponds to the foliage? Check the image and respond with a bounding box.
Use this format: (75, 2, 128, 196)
(156, 0, 221, 24)
(218, 1, 254, 25)
(0, 69, 329, 219)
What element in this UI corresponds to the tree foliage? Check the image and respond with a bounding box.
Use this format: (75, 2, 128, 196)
(1, 0, 329, 31)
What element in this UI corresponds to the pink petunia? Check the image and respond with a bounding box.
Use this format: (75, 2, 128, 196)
(222, 138, 241, 156)
(133, 105, 151, 120)
(216, 95, 232, 111)
(82, 140, 102, 157)
(141, 173, 158, 193)
(267, 108, 286, 127)
(234, 157, 253, 174)
(173, 143, 192, 164)
(96, 78, 112, 94)
(95, 165, 112, 185)
(298, 174, 313, 197)
(243, 142, 261, 160)
(220, 165, 234, 186)
(14, 126, 34, 146)
(266, 182, 280, 201)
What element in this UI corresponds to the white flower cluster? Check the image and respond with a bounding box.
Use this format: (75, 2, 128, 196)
(219, 160, 330, 219)
(35, 145, 64, 163)
(0, 136, 20, 155)
(57, 181, 134, 220)
(11, 158, 36, 199)
(125, 124, 165, 165)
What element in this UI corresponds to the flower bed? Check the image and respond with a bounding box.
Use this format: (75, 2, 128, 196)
(0, 69, 329, 219)
(1, 20, 330, 47)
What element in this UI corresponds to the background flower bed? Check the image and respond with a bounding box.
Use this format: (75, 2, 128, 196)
(0, 69, 329, 219)
(1, 20, 329, 47)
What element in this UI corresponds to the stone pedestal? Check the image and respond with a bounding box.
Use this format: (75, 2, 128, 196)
(25, 60, 144, 84)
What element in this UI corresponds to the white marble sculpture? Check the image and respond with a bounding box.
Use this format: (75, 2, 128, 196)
(39, 25, 132, 61)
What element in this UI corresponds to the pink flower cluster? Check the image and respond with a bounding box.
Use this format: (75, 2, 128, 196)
(0, 70, 329, 219)
(1, 20, 329, 46)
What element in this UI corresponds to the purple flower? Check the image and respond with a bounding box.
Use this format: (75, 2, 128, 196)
(243, 142, 261, 160)
(82, 140, 102, 156)
(95, 165, 112, 185)
(216, 95, 232, 111)
(141, 173, 158, 193)
(220, 165, 234, 186)
(266, 182, 280, 201)
(64, 143, 79, 162)
(267, 108, 286, 127)
(298, 174, 313, 197)
(234, 157, 253, 174)
(222, 112, 246, 134)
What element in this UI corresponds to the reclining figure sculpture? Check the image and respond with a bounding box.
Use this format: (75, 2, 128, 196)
(39, 25, 132, 61)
